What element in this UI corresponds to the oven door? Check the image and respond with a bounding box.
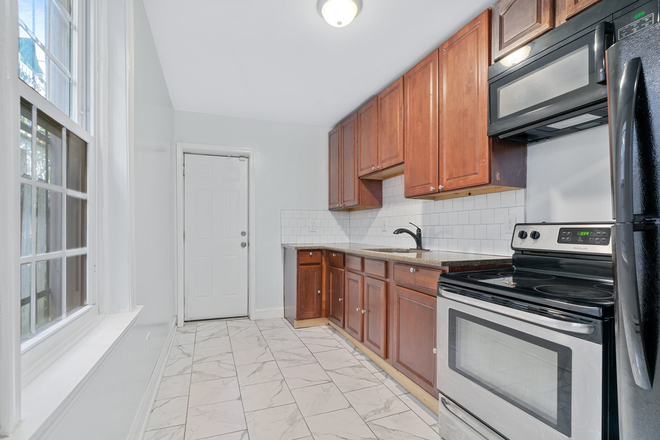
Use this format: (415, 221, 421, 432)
(488, 24, 613, 141)
(437, 286, 603, 440)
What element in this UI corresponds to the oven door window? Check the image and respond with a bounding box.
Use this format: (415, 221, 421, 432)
(448, 310, 572, 437)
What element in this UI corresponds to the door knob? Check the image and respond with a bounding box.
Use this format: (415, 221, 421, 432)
(241, 242, 247, 248)
(241, 231, 247, 237)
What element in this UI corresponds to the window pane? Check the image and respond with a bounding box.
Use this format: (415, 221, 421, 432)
(21, 263, 32, 339)
(66, 197, 86, 249)
(18, 27, 47, 96)
(21, 184, 33, 257)
(36, 111, 63, 184)
(48, 61, 70, 116)
(50, 5, 70, 69)
(66, 255, 86, 313)
(67, 132, 87, 193)
(20, 101, 33, 178)
(19, 0, 46, 45)
(36, 188, 62, 254)
(35, 258, 63, 331)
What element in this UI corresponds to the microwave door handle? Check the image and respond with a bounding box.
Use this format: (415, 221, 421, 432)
(441, 397, 500, 440)
(595, 22, 614, 84)
(612, 57, 652, 390)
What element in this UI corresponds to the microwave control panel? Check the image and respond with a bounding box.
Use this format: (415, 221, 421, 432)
(614, 0, 659, 41)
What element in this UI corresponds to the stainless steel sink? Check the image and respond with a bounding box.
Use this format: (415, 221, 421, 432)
(365, 248, 430, 254)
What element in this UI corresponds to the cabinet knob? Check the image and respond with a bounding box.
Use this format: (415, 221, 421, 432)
(372, 166, 376, 171)
(309, 252, 313, 256)
(356, 307, 360, 311)
(333, 253, 337, 257)
(377, 165, 381, 169)
(433, 348, 437, 354)
(318, 290, 321, 294)
(361, 309, 365, 314)
(430, 187, 436, 191)
(410, 267, 416, 273)
(439, 185, 445, 190)
(338, 298, 343, 301)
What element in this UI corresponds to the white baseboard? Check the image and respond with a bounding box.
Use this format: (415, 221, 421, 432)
(251, 307, 284, 320)
(127, 316, 177, 440)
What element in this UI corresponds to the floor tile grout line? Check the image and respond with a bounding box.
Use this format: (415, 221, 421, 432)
(226, 321, 250, 438)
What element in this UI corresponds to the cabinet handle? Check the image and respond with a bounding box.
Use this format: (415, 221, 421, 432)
(338, 298, 343, 301)
(361, 309, 366, 314)
(409, 267, 416, 273)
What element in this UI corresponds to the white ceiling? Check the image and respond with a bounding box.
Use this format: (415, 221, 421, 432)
(143, 0, 495, 128)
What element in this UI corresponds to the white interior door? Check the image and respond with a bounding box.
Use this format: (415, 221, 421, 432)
(184, 154, 248, 320)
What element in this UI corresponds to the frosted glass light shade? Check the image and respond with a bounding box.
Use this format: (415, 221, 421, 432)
(319, 0, 361, 28)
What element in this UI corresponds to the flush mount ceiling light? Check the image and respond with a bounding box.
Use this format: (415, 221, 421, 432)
(317, 0, 363, 28)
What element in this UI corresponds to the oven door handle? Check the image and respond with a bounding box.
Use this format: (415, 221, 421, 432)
(440, 397, 503, 440)
(439, 289, 596, 335)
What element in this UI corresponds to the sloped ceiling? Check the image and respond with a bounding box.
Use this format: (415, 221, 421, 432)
(143, 0, 494, 127)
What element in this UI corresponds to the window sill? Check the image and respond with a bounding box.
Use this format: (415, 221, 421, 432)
(8, 307, 142, 440)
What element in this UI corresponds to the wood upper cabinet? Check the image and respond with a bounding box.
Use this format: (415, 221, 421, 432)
(298, 264, 322, 320)
(404, 50, 439, 197)
(439, 10, 490, 191)
(344, 271, 364, 341)
(491, 0, 554, 63)
(556, 0, 602, 25)
(328, 266, 345, 327)
(342, 114, 359, 207)
(328, 126, 341, 209)
(378, 78, 405, 171)
(328, 115, 382, 211)
(391, 285, 438, 397)
(363, 276, 387, 359)
(358, 98, 378, 177)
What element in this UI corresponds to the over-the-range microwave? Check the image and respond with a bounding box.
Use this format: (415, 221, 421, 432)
(488, 0, 659, 143)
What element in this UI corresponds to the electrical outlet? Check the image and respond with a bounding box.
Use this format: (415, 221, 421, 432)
(504, 214, 516, 233)
(310, 221, 316, 233)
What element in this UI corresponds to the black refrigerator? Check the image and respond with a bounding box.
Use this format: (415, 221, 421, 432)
(607, 22, 660, 440)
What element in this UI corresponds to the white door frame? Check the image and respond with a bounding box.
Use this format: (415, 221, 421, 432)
(176, 143, 257, 327)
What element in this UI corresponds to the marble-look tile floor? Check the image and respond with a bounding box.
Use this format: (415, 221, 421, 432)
(145, 318, 440, 440)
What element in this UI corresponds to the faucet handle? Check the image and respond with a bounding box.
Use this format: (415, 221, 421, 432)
(409, 222, 421, 232)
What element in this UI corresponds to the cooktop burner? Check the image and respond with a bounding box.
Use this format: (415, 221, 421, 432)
(534, 284, 613, 300)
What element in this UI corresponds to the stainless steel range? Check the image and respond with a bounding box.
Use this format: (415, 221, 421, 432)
(436, 223, 618, 440)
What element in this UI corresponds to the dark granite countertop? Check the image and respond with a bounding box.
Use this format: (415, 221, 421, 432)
(282, 243, 511, 269)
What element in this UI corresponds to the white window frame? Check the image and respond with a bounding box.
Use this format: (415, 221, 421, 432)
(17, 0, 98, 386)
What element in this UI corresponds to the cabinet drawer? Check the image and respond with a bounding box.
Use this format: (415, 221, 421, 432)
(346, 254, 363, 272)
(299, 250, 322, 265)
(393, 263, 442, 293)
(329, 252, 345, 268)
(364, 258, 387, 279)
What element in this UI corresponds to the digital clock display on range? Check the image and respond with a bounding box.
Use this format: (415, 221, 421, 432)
(557, 228, 611, 245)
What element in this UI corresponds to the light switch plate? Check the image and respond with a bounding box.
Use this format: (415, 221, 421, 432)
(504, 214, 516, 233)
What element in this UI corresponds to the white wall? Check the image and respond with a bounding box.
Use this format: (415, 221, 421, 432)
(526, 125, 613, 223)
(46, 1, 176, 438)
(174, 110, 329, 313)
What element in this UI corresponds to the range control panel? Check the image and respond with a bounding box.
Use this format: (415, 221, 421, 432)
(512, 223, 613, 255)
(557, 227, 611, 245)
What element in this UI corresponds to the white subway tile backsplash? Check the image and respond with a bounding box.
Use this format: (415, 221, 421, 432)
(281, 181, 525, 256)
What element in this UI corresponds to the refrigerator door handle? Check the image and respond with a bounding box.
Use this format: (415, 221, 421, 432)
(612, 57, 652, 390)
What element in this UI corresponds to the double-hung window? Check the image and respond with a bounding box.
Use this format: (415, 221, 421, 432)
(18, 0, 92, 343)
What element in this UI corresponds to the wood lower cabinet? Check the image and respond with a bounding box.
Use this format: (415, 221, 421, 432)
(328, 266, 345, 327)
(364, 277, 388, 358)
(491, 0, 554, 63)
(298, 264, 323, 320)
(345, 271, 364, 341)
(404, 50, 439, 198)
(391, 285, 438, 397)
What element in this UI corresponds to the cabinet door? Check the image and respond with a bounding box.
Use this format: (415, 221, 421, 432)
(341, 113, 359, 207)
(562, 0, 602, 22)
(391, 286, 437, 396)
(328, 266, 345, 327)
(344, 271, 364, 341)
(298, 265, 322, 320)
(491, 0, 554, 63)
(378, 78, 404, 170)
(364, 277, 387, 359)
(358, 98, 378, 177)
(439, 10, 491, 191)
(404, 50, 439, 198)
(328, 126, 341, 209)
